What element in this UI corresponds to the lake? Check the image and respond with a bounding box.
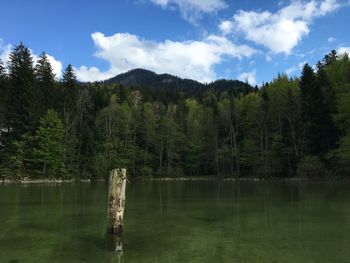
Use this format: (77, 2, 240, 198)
(0, 181, 350, 263)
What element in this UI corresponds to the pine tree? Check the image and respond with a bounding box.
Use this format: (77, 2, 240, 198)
(6, 43, 36, 137)
(317, 50, 338, 71)
(0, 59, 8, 163)
(1, 43, 42, 174)
(0, 58, 5, 79)
(35, 52, 56, 111)
(300, 64, 336, 156)
(61, 64, 78, 175)
(0, 58, 7, 122)
(62, 64, 76, 86)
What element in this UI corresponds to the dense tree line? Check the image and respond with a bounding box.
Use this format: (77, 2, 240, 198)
(1, 43, 350, 179)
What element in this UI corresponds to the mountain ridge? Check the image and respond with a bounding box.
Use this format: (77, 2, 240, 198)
(103, 68, 255, 94)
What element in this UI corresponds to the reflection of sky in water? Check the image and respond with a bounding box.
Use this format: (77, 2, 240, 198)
(0, 181, 350, 263)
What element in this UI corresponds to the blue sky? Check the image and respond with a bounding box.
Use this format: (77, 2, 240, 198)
(0, 0, 349, 85)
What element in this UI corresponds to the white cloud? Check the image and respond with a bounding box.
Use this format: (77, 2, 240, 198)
(328, 37, 336, 42)
(222, 0, 342, 54)
(76, 32, 257, 83)
(46, 54, 63, 79)
(286, 60, 307, 75)
(338, 46, 350, 55)
(237, 70, 257, 85)
(150, 0, 227, 22)
(0, 39, 12, 64)
(219, 20, 233, 35)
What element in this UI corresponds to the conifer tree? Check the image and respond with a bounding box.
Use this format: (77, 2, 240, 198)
(0, 59, 7, 162)
(0, 58, 5, 80)
(35, 52, 56, 110)
(61, 64, 78, 175)
(0, 58, 6, 122)
(6, 43, 36, 136)
(300, 64, 336, 156)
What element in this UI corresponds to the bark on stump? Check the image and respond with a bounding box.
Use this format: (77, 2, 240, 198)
(107, 168, 127, 253)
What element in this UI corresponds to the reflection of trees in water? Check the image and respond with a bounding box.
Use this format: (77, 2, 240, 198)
(105, 181, 350, 262)
(109, 252, 122, 263)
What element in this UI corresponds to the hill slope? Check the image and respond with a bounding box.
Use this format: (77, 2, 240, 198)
(104, 68, 254, 95)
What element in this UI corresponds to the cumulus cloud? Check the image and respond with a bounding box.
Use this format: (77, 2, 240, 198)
(0, 39, 12, 64)
(285, 60, 307, 75)
(46, 54, 63, 79)
(237, 70, 257, 85)
(150, 0, 227, 22)
(338, 46, 350, 55)
(219, 20, 233, 35)
(221, 0, 342, 54)
(76, 32, 257, 82)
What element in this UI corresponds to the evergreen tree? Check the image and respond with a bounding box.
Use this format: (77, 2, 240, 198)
(317, 50, 338, 71)
(35, 52, 56, 111)
(0, 58, 7, 125)
(62, 64, 76, 85)
(300, 64, 336, 156)
(2, 43, 40, 173)
(0, 59, 8, 163)
(61, 64, 79, 175)
(6, 43, 36, 137)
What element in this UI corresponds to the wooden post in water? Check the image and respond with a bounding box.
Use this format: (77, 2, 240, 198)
(107, 168, 127, 253)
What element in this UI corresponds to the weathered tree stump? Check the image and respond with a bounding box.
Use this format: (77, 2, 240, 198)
(107, 168, 127, 253)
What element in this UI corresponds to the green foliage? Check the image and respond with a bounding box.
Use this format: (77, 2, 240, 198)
(6, 43, 36, 136)
(8, 133, 33, 177)
(335, 91, 350, 131)
(297, 155, 325, 177)
(94, 96, 135, 176)
(237, 93, 264, 173)
(35, 52, 56, 110)
(184, 99, 206, 175)
(265, 75, 301, 175)
(0, 58, 7, 133)
(334, 131, 350, 172)
(62, 64, 76, 85)
(300, 64, 336, 156)
(33, 109, 65, 177)
(1, 44, 350, 179)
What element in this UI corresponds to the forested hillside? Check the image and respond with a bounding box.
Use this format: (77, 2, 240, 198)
(104, 68, 255, 96)
(1, 44, 350, 179)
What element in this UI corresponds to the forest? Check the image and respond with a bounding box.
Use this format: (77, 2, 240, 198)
(1, 43, 350, 179)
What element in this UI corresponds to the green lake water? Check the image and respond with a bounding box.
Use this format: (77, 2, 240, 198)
(0, 181, 350, 263)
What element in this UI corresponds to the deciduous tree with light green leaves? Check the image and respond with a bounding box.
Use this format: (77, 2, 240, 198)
(34, 109, 65, 177)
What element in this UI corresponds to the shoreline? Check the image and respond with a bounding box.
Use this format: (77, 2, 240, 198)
(0, 178, 103, 185)
(136, 176, 350, 182)
(1, 176, 350, 184)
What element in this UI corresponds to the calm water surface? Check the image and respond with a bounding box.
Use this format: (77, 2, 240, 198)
(0, 181, 350, 263)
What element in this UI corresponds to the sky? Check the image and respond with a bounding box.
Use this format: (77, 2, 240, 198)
(0, 0, 350, 86)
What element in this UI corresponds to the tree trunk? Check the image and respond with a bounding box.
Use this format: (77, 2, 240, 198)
(107, 168, 127, 252)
